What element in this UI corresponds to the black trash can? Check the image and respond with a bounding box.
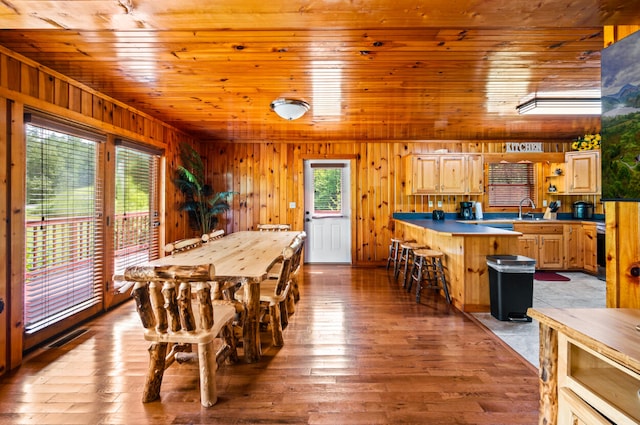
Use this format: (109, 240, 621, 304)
(486, 255, 536, 322)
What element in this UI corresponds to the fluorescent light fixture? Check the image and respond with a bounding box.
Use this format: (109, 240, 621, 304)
(270, 98, 310, 120)
(516, 91, 601, 115)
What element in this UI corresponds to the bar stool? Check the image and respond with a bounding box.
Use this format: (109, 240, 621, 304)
(395, 241, 426, 287)
(409, 248, 451, 304)
(386, 238, 403, 271)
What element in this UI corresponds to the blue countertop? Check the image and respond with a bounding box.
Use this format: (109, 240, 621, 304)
(394, 212, 605, 236)
(398, 219, 521, 236)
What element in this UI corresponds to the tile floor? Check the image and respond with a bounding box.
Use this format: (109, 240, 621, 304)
(471, 271, 606, 368)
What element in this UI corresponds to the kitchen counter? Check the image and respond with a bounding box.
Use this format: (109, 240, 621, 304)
(394, 218, 521, 312)
(399, 218, 521, 235)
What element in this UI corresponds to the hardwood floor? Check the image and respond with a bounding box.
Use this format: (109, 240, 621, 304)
(0, 265, 540, 424)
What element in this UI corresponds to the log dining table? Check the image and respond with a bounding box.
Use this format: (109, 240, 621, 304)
(138, 230, 304, 363)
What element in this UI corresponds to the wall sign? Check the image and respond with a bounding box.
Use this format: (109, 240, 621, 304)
(506, 142, 543, 153)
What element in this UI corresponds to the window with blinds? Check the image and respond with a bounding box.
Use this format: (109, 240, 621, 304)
(487, 162, 536, 207)
(113, 144, 160, 292)
(24, 122, 104, 334)
(312, 165, 343, 214)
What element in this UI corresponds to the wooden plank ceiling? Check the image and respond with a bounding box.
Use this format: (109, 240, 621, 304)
(0, 0, 638, 143)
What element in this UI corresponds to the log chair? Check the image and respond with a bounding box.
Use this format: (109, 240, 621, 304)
(125, 263, 238, 407)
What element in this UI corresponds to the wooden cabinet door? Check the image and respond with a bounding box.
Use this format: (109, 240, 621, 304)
(539, 234, 564, 269)
(439, 155, 466, 193)
(566, 151, 600, 194)
(412, 156, 439, 193)
(565, 223, 584, 269)
(467, 154, 484, 194)
(583, 224, 598, 273)
(517, 234, 538, 262)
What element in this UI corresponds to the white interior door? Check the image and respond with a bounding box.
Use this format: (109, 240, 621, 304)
(304, 160, 351, 263)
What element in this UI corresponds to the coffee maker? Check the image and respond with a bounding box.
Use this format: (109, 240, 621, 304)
(459, 202, 474, 220)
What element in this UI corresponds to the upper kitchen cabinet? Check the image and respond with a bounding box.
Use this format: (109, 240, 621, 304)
(466, 154, 484, 194)
(565, 151, 601, 194)
(406, 154, 483, 195)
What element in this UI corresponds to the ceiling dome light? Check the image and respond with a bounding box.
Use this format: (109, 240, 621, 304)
(270, 98, 310, 120)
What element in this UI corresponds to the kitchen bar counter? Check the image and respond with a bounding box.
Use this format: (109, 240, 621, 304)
(399, 218, 521, 235)
(394, 218, 521, 312)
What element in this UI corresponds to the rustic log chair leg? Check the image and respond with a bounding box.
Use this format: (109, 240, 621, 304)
(280, 298, 289, 329)
(142, 342, 168, 403)
(197, 340, 218, 407)
(286, 290, 296, 315)
(292, 276, 300, 302)
(222, 322, 238, 364)
(270, 303, 285, 347)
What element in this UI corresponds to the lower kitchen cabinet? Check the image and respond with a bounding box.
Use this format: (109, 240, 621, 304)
(583, 223, 598, 273)
(514, 223, 564, 269)
(564, 223, 584, 269)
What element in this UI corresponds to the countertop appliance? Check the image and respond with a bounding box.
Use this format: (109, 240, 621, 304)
(459, 201, 474, 220)
(432, 210, 445, 220)
(572, 201, 594, 219)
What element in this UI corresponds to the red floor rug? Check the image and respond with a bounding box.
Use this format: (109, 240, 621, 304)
(534, 271, 570, 281)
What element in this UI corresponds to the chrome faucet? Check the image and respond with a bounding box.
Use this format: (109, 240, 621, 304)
(518, 197, 536, 220)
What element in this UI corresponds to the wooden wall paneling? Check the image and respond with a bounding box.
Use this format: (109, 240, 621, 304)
(20, 63, 36, 98)
(240, 143, 251, 231)
(8, 101, 25, 370)
(221, 144, 235, 233)
(54, 79, 69, 109)
(358, 142, 368, 262)
(371, 142, 382, 261)
(285, 144, 297, 229)
(5, 56, 20, 92)
(606, 202, 640, 308)
(111, 103, 123, 130)
(265, 143, 275, 225)
(102, 100, 113, 126)
(0, 55, 6, 88)
(91, 96, 103, 122)
(271, 143, 280, 225)
(250, 143, 260, 230)
(38, 69, 54, 103)
(379, 143, 391, 262)
(0, 98, 8, 376)
(202, 141, 581, 266)
(68, 84, 82, 114)
(376, 142, 390, 262)
(277, 143, 288, 227)
(229, 143, 240, 232)
(80, 90, 93, 118)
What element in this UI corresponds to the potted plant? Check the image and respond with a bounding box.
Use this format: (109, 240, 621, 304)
(174, 143, 236, 235)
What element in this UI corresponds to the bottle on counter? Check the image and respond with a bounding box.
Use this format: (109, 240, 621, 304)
(475, 202, 483, 219)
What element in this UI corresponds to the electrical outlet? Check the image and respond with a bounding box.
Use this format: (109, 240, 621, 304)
(428, 201, 434, 208)
(543, 200, 548, 207)
(289, 202, 296, 209)
(437, 201, 443, 208)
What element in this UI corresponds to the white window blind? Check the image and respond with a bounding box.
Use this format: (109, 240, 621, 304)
(24, 122, 104, 334)
(487, 162, 535, 207)
(113, 144, 160, 292)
